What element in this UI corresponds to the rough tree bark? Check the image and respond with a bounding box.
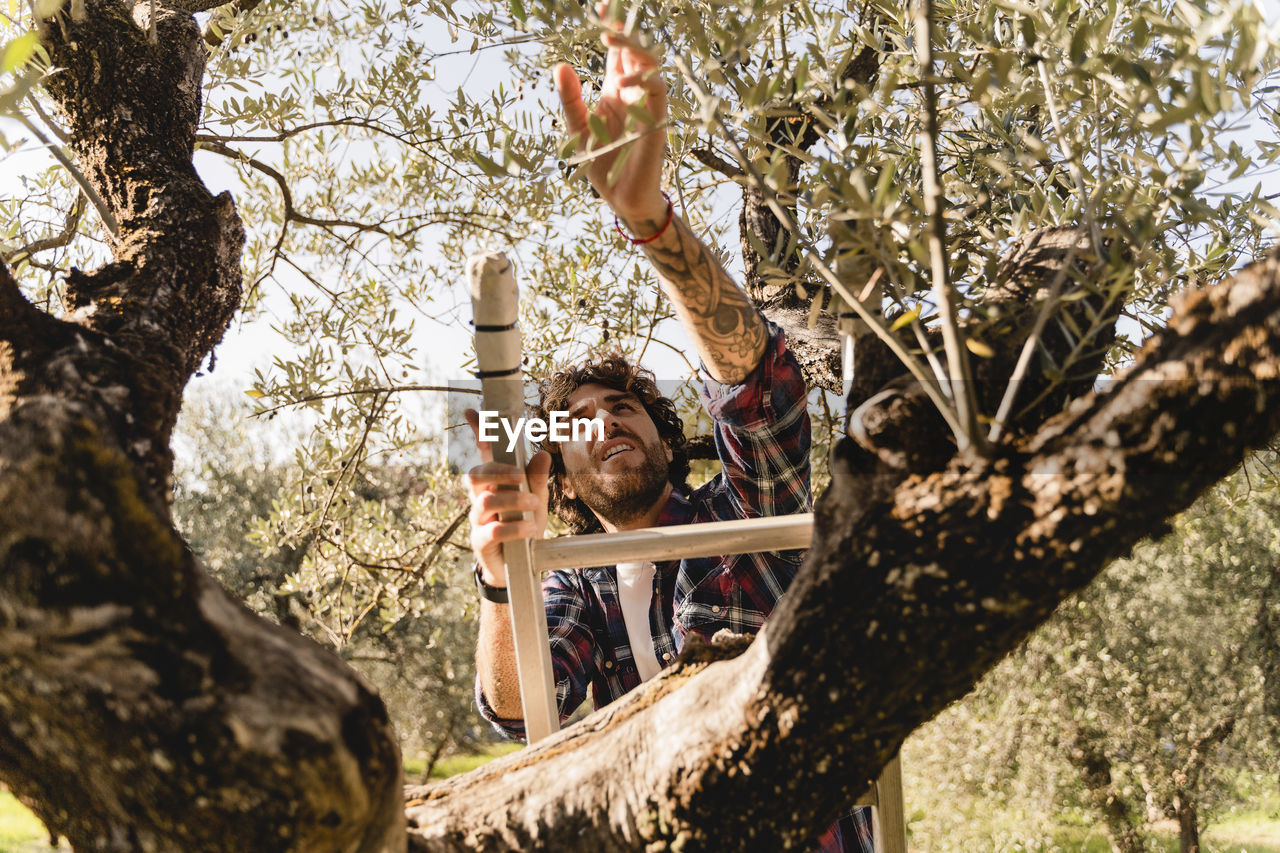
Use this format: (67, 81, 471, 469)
(3, 2, 1280, 852)
(0, 2, 403, 851)
(1258, 562, 1280, 772)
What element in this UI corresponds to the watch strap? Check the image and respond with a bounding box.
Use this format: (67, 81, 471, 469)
(473, 562, 509, 604)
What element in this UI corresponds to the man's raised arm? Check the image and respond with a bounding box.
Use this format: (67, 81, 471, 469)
(555, 12, 768, 385)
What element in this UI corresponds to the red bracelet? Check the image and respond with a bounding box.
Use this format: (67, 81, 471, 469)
(615, 192, 674, 245)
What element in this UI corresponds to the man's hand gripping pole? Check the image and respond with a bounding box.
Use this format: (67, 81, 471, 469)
(468, 252, 560, 744)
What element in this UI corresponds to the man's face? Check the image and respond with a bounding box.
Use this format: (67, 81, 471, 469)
(558, 382, 673, 526)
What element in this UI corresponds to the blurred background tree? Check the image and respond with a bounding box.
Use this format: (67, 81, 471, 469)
(172, 385, 485, 774)
(904, 455, 1280, 852)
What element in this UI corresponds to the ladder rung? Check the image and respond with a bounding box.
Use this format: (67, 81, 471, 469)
(531, 513, 815, 572)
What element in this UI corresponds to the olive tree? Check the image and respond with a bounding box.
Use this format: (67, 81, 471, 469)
(1, 0, 1278, 850)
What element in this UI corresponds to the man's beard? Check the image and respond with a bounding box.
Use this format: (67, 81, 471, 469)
(566, 437, 670, 528)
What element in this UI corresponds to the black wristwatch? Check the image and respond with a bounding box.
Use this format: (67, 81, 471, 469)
(473, 562, 509, 604)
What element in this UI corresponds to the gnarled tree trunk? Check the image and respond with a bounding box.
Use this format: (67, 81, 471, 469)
(1176, 799, 1200, 853)
(0, 2, 403, 850)
(1166, 716, 1236, 853)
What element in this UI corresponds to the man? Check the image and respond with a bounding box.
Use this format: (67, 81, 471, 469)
(464, 12, 873, 852)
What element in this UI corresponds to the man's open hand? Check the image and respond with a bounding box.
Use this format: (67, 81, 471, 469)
(555, 2, 668, 226)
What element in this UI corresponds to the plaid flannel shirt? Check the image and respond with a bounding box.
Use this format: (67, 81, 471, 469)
(477, 326, 873, 853)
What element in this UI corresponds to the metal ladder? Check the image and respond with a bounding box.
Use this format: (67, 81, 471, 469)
(468, 252, 909, 853)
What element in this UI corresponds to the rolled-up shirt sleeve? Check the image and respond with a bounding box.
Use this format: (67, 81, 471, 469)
(671, 324, 813, 648)
(699, 322, 812, 521)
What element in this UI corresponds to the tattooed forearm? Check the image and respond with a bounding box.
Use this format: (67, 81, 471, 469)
(625, 211, 768, 384)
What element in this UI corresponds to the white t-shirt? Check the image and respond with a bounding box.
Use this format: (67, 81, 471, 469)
(615, 560, 662, 682)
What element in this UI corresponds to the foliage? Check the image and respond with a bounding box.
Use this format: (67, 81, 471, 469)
(5, 0, 1273, 388)
(903, 458, 1280, 850)
(4, 0, 1278, 576)
(404, 742, 523, 779)
(188, 0, 1276, 684)
(173, 385, 488, 765)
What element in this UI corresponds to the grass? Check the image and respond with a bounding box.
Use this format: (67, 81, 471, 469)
(403, 742, 522, 781)
(911, 792, 1280, 853)
(1193, 794, 1280, 853)
(1049, 816, 1280, 853)
(1191, 781, 1280, 853)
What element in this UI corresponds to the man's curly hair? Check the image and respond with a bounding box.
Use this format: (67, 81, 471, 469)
(534, 354, 690, 534)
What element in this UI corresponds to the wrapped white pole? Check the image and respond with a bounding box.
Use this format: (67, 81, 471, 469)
(836, 259, 884, 403)
(467, 252, 559, 744)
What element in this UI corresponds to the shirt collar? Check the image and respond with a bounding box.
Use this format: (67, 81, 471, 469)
(655, 487, 694, 528)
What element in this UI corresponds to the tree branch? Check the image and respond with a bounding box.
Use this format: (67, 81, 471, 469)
(249, 384, 480, 418)
(1037, 61, 1101, 253)
(0, 409, 405, 851)
(0, 262, 77, 359)
(201, 0, 263, 46)
(173, 0, 253, 12)
(15, 114, 117, 238)
(1179, 715, 1237, 792)
(1066, 725, 1146, 853)
(26, 93, 70, 143)
(0, 192, 86, 266)
(913, 0, 983, 452)
(201, 139, 392, 234)
(0, 261, 36, 328)
(1257, 561, 1280, 743)
(405, 251, 1280, 851)
(195, 119, 476, 148)
(688, 146, 742, 178)
(40, 0, 245, 386)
